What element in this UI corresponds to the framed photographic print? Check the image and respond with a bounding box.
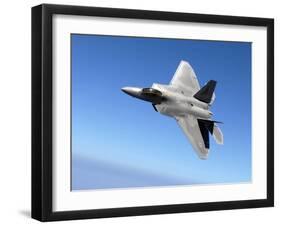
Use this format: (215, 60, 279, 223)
(31, 4, 274, 221)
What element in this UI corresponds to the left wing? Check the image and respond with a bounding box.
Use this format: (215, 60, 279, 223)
(175, 115, 209, 159)
(170, 61, 200, 96)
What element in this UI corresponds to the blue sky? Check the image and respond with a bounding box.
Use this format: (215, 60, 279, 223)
(71, 34, 252, 190)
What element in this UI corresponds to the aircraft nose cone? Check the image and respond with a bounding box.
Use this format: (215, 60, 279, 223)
(121, 87, 132, 94)
(121, 87, 142, 97)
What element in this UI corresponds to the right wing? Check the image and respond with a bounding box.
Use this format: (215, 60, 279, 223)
(176, 115, 209, 159)
(170, 60, 200, 96)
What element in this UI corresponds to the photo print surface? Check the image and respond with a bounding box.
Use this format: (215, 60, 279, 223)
(71, 34, 252, 190)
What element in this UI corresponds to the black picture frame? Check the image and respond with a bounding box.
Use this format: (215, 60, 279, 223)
(32, 3, 274, 222)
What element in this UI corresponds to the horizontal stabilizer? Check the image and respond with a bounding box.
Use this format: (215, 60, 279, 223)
(213, 125, 223, 144)
(194, 80, 217, 104)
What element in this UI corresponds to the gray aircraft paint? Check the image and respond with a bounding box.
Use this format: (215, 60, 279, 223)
(122, 60, 223, 159)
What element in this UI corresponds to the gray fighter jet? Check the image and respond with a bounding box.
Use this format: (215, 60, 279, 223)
(122, 60, 223, 159)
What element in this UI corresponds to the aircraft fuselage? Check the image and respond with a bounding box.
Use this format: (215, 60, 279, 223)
(122, 83, 212, 119)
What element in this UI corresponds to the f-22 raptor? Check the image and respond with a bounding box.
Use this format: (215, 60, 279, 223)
(122, 60, 223, 159)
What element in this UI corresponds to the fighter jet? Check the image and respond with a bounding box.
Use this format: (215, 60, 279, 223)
(121, 60, 223, 159)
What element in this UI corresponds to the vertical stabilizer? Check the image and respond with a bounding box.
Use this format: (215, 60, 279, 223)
(194, 80, 217, 104)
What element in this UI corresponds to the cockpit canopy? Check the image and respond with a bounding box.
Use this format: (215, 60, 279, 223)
(141, 88, 164, 104)
(142, 88, 162, 96)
